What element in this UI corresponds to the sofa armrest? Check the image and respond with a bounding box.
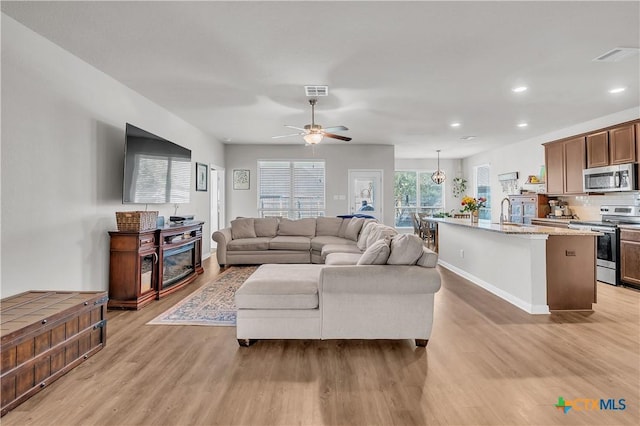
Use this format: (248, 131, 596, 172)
(319, 265, 441, 295)
(212, 227, 232, 266)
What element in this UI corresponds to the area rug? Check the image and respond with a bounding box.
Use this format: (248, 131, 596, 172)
(147, 266, 258, 326)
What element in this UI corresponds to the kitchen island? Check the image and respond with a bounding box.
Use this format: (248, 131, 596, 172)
(433, 218, 599, 314)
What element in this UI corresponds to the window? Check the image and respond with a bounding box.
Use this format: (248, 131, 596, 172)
(394, 171, 444, 227)
(258, 160, 325, 219)
(475, 164, 491, 220)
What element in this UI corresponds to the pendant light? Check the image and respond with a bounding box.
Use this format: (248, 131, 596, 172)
(431, 150, 446, 184)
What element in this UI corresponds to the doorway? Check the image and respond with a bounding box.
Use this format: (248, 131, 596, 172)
(348, 169, 383, 220)
(210, 166, 224, 252)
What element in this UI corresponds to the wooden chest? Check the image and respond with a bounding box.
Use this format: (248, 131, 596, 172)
(1, 291, 108, 416)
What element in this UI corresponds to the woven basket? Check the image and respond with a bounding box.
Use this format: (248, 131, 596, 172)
(116, 211, 159, 231)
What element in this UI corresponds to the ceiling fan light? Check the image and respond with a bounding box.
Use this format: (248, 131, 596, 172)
(304, 133, 323, 145)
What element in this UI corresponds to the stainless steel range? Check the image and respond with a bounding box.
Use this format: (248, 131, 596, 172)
(568, 205, 640, 286)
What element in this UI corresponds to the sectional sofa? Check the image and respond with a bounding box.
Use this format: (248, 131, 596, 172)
(212, 216, 442, 347)
(212, 216, 395, 266)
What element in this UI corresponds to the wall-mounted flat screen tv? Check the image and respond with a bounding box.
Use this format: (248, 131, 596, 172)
(123, 123, 191, 204)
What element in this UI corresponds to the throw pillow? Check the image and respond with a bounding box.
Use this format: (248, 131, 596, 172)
(337, 219, 350, 238)
(231, 218, 256, 240)
(416, 247, 439, 268)
(344, 217, 365, 241)
(357, 222, 377, 251)
(387, 233, 424, 265)
(254, 217, 278, 237)
(357, 238, 391, 265)
(277, 218, 316, 238)
(316, 217, 343, 236)
(365, 224, 397, 249)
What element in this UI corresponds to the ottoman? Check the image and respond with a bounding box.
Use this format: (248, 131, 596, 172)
(235, 264, 324, 346)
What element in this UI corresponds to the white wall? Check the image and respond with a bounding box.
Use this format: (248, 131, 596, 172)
(224, 144, 395, 226)
(462, 108, 640, 223)
(1, 16, 224, 297)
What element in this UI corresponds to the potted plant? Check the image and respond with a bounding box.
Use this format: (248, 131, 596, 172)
(460, 196, 487, 223)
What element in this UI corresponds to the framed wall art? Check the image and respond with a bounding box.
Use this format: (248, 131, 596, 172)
(233, 169, 250, 190)
(196, 162, 208, 191)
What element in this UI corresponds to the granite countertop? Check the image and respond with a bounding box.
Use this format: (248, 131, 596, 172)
(431, 218, 600, 236)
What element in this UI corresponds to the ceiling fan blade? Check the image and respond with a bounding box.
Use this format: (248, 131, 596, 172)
(272, 132, 305, 139)
(323, 133, 352, 142)
(322, 125, 349, 132)
(284, 125, 307, 131)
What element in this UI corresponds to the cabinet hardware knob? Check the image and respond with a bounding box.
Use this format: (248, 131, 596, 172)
(41, 319, 47, 324)
(84, 302, 89, 306)
(40, 382, 46, 388)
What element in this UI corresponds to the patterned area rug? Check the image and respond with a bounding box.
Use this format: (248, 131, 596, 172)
(147, 266, 258, 326)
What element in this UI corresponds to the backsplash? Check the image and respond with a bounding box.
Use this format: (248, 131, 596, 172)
(559, 193, 640, 220)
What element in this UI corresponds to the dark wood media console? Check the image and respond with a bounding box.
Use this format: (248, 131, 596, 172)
(108, 221, 204, 310)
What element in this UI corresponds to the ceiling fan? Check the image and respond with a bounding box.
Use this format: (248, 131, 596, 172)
(272, 99, 352, 144)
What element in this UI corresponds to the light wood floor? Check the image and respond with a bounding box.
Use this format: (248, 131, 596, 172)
(3, 256, 639, 425)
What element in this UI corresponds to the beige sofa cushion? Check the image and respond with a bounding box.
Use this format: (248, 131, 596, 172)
(231, 218, 256, 239)
(357, 238, 391, 265)
(365, 224, 397, 249)
(235, 264, 322, 309)
(254, 217, 278, 237)
(387, 234, 424, 265)
(310, 236, 356, 251)
(325, 253, 362, 265)
(269, 236, 311, 251)
(357, 222, 377, 250)
(316, 217, 343, 236)
(321, 244, 363, 260)
(277, 218, 316, 238)
(344, 217, 365, 241)
(227, 237, 271, 251)
(416, 247, 439, 268)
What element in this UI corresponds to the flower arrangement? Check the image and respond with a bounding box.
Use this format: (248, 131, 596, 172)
(460, 196, 487, 213)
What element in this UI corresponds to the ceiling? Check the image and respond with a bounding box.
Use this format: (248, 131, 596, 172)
(2, 1, 639, 159)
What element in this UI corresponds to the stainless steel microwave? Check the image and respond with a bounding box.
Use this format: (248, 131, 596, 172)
(583, 163, 637, 192)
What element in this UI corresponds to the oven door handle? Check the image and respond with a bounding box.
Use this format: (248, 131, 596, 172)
(588, 226, 616, 233)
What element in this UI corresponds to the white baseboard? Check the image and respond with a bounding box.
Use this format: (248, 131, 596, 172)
(438, 260, 550, 315)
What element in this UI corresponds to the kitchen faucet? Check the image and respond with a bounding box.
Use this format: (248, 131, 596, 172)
(500, 197, 512, 225)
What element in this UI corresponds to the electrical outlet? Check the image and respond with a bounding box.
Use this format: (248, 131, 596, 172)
(459, 249, 464, 258)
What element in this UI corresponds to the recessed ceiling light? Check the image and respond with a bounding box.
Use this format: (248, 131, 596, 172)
(460, 136, 476, 140)
(512, 86, 528, 93)
(609, 87, 626, 94)
(450, 122, 461, 128)
(517, 122, 528, 128)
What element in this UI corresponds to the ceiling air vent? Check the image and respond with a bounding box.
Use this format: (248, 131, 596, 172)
(304, 85, 329, 97)
(593, 47, 640, 62)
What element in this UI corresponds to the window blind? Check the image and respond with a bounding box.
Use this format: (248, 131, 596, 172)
(258, 160, 325, 219)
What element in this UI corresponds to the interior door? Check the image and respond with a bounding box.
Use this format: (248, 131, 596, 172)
(348, 170, 383, 220)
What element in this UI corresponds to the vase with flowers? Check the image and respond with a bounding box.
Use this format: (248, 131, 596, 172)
(460, 196, 487, 223)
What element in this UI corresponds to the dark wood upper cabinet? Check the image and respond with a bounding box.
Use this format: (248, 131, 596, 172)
(545, 141, 565, 194)
(564, 137, 586, 194)
(609, 124, 636, 165)
(544, 137, 585, 195)
(586, 131, 609, 168)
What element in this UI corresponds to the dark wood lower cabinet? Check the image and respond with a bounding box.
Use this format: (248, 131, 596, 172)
(546, 235, 596, 310)
(0, 291, 107, 416)
(620, 228, 640, 288)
